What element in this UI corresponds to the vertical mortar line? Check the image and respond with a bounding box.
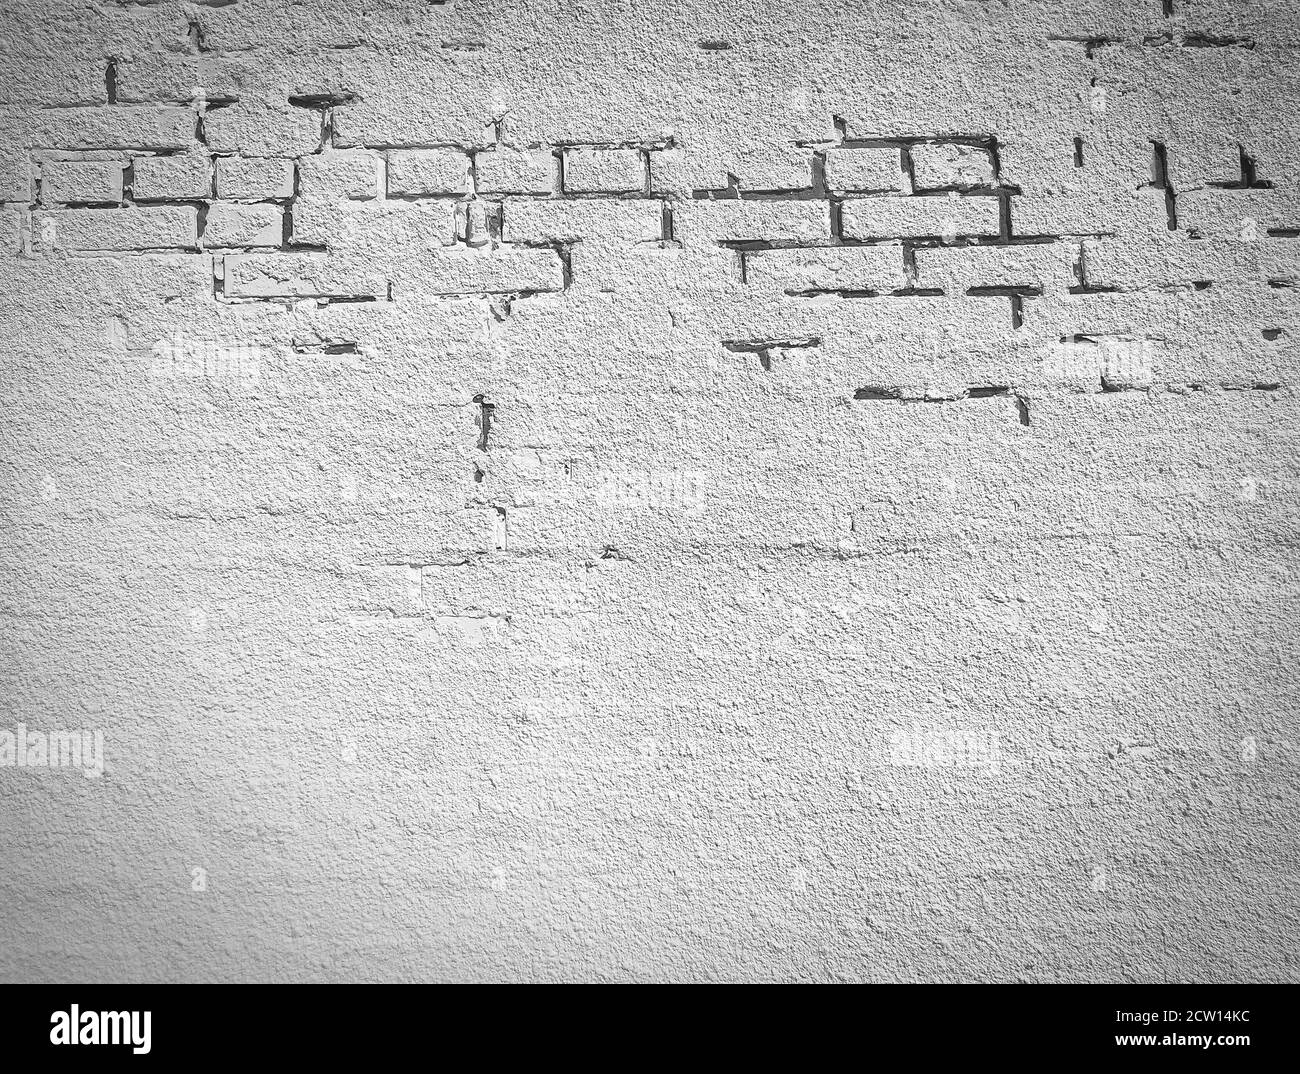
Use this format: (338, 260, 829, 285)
(1239, 145, 1258, 187)
(282, 159, 300, 248)
(1151, 141, 1177, 230)
(558, 242, 573, 288)
(987, 136, 1003, 182)
(899, 144, 917, 194)
(812, 148, 842, 241)
(998, 189, 1013, 242)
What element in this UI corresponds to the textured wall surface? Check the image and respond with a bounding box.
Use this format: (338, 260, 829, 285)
(1, 0, 1298, 983)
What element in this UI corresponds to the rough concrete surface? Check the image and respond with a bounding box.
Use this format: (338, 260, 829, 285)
(0, 0, 1298, 983)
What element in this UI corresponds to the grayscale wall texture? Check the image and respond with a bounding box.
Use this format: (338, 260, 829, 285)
(0, 0, 1297, 982)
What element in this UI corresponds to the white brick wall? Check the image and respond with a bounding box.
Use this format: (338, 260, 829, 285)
(0, 0, 1297, 986)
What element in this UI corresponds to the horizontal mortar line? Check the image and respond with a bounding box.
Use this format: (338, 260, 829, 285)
(691, 187, 823, 201)
(28, 145, 190, 156)
(720, 235, 1100, 252)
(853, 386, 1019, 402)
(721, 337, 822, 351)
(967, 285, 1044, 296)
(547, 139, 676, 150)
(351, 142, 490, 152)
(61, 247, 201, 256)
(785, 288, 944, 298)
(1141, 33, 1257, 49)
(216, 294, 387, 304)
(1099, 382, 1284, 393)
(412, 289, 562, 300)
(551, 191, 673, 201)
(819, 135, 1000, 150)
(384, 192, 475, 202)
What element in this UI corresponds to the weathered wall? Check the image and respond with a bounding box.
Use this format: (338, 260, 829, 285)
(0, 0, 1297, 982)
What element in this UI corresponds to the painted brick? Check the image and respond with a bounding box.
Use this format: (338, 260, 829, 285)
(299, 151, 381, 200)
(842, 194, 1001, 240)
(222, 252, 386, 298)
(215, 157, 295, 201)
(502, 198, 663, 244)
(745, 246, 908, 293)
(476, 146, 554, 195)
(563, 147, 645, 193)
(677, 200, 831, 243)
(911, 143, 997, 190)
(203, 203, 282, 248)
(824, 147, 905, 193)
(387, 149, 470, 195)
(132, 152, 212, 200)
(40, 160, 124, 204)
(34, 206, 198, 251)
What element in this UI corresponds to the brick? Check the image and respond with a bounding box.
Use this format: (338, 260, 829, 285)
(910, 143, 997, 191)
(1081, 235, 1300, 290)
(476, 147, 554, 195)
(1176, 188, 1300, 240)
(113, 56, 202, 106)
(563, 148, 645, 193)
(34, 206, 198, 251)
(1166, 132, 1243, 192)
(913, 242, 1080, 291)
(203, 203, 282, 248)
(40, 160, 124, 205)
(502, 198, 663, 244)
(131, 153, 212, 200)
(730, 146, 814, 192)
(824, 147, 905, 193)
(1012, 188, 1169, 238)
(0, 157, 32, 203)
(842, 194, 1001, 240)
(299, 151, 381, 200)
(222, 253, 387, 298)
(21, 107, 196, 151)
(376, 200, 460, 250)
(387, 149, 471, 196)
(745, 246, 908, 293)
(677, 200, 831, 244)
(0, 207, 20, 255)
(454, 200, 498, 247)
(648, 146, 731, 194)
(215, 157, 295, 200)
(391, 247, 564, 295)
(203, 103, 324, 158)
